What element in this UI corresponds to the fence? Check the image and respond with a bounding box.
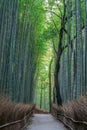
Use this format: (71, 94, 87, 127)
(0, 104, 35, 130)
(51, 103, 87, 130)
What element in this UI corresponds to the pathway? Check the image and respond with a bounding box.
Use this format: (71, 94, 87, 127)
(27, 114, 66, 130)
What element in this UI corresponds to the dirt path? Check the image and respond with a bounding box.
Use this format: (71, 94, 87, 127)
(27, 114, 66, 130)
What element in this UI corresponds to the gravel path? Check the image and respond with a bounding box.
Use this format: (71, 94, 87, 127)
(27, 114, 66, 130)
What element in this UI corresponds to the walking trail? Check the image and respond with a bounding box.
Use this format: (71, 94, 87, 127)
(27, 114, 66, 130)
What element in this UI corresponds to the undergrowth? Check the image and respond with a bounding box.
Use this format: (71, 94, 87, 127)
(63, 95, 87, 121)
(0, 96, 35, 130)
(52, 95, 87, 130)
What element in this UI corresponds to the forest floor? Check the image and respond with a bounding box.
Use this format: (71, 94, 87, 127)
(27, 114, 66, 130)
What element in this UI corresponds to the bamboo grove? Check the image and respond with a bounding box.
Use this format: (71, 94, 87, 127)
(0, 0, 45, 103)
(0, 0, 87, 109)
(41, 0, 87, 107)
(55, 0, 87, 104)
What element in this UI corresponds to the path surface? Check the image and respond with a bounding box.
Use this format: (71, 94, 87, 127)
(27, 114, 66, 130)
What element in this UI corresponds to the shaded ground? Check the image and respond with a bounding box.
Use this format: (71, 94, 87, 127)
(27, 114, 66, 130)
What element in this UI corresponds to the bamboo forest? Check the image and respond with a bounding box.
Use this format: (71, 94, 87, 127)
(0, 0, 87, 130)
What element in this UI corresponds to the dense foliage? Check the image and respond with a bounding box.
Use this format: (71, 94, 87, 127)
(0, 0, 45, 103)
(0, 0, 87, 110)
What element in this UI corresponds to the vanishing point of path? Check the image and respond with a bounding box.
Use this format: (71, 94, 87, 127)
(27, 114, 66, 130)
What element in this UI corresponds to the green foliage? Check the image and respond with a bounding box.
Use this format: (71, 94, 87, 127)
(0, 0, 86, 110)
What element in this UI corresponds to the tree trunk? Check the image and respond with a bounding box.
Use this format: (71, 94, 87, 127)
(85, 0, 87, 92)
(49, 58, 53, 112)
(76, 0, 82, 97)
(54, 61, 62, 105)
(40, 84, 43, 109)
(54, 0, 66, 106)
